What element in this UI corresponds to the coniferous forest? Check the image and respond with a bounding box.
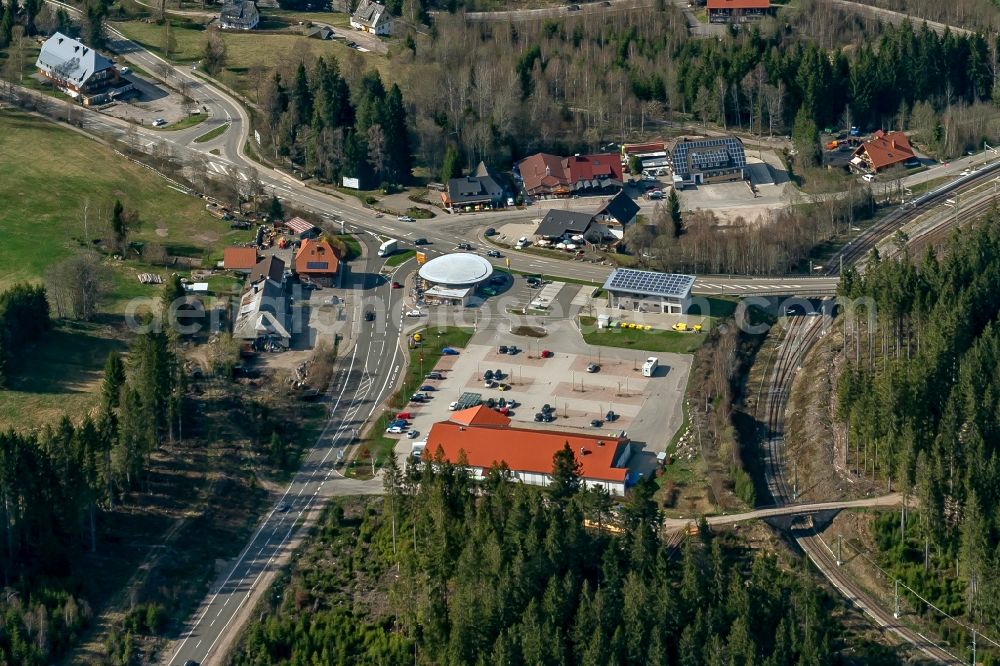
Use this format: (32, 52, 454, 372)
(230, 452, 896, 666)
(837, 213, 1000, 635)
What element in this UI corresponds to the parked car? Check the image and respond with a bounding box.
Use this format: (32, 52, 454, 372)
(396, 412, 412, 420)
(448, 401, 460, 410)
(419, 385, 435, 392)
(442, 347, 459, 355)
(590, 419, 603, 428)
(498, 345, 509, 354)
(120, 66, 130, 75)
(386, 425, 406, 434)
(534, 412, 545, 422)
(542, 404, 553, 413)
(484, 379, 498, 388)
(152, 118, 167, 127)
(406, 429, 419, 439)
(586, 363, 600, 373)
(391, 281, 404, 289)
(498, 383, 510, 391)
(541, 413, 555, 422)
(862, 174, 876, 183)
(498, 406, 509, 415)
(484, 370, 494, 381)
(487, 249, 503, 258)
(506, 345, 520, 355)
(485, 397, 496, 408)
(406, 309, 424, 317)
(540, 349, 554, 358)
(484, 227, 497, 236)
(606, 410, 617, 422)
(427, 371, 444, 379)
(410, 394, 425, 403)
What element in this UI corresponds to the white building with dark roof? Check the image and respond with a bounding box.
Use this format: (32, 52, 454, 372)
(219, 0, 259, 29)
(602, 268, 695, 314)
(350, 0, 392, 35)
(35, 32, 131, 104)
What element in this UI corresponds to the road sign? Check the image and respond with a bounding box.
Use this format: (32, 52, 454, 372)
(416, 251, 427, 265)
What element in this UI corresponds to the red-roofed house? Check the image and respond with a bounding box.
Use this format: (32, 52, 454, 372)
(515, 152, 624, 199)
(223, 247, 259, 273)
(707, 0, 772, 23)
(851, 130, 916, 173)
(295, 238, 340, 286)
(283, 216, 319, 240)
(418, 407, 633, 495)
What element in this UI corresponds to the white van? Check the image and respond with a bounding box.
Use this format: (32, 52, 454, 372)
(642, 357, 658, 377)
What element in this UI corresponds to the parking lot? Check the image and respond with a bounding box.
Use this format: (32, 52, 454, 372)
(391, 314, 692, 477)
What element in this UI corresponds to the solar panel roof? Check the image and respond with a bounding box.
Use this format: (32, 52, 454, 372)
(602, 268, 695, 299)
(671, 136, 746, 177)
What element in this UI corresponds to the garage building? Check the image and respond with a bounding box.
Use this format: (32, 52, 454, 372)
(602, 268, 695, 314)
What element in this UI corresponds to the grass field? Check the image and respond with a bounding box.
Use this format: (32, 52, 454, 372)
(111, 20, 390, 98)
(0, 112, 245, 292)
(0, 111, 249, 429)
(193, 122, 229, 143)
(579, 316, 705, 354)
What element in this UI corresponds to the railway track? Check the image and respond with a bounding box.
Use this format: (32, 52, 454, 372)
(760, 313, 963, 664)
(827, 164, 1000, 275)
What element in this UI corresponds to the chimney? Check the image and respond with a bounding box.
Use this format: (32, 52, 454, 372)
(579, 446, 588, 456)
(597, 440, 605, 447)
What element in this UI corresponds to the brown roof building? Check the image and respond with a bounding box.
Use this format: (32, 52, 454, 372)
(515, 152, 624, 199)
(294, 238, 339, 284)
(851, 130, 915, 173)
(223, 247, 259, 272)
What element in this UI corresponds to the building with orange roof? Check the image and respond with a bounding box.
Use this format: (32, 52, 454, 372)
(223, 247, 259, 273)
(294, 238, 339, 286)
(417, 406, 633, 495)
(707, 0, 772, 23)
(851, 130, 916, 173)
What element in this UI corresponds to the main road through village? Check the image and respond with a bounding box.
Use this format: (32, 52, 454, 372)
(167, 235, 405, 665)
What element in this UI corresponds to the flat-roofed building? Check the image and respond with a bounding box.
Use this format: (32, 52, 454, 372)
(602, 268, 695, 314)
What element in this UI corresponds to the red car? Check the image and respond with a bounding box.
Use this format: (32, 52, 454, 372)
(396, 412, 412, 421)
(391, 281, 404, 289)
(540, 349, 553, 358)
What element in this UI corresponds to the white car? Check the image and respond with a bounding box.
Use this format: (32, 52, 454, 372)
(449, 401, 460, 411)
(152, 118, 167, 127)
(120, 66, 130, 75)
(405, 309, 425, 317)
(386, 425, 405, 434)
(960, 169, 971, 176)
(862, 174, 875, 182)
(406, 429, 419, 439)
(398, 215, 415, 222)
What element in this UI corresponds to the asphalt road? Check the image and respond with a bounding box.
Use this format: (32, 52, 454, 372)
(166, 235, 405, 666)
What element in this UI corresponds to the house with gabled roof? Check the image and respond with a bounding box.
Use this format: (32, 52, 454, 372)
(442, 162, 507, 212)
(515, 152, 624, 199)
(35, 32, 132, 104)
(850, 130, 915, 173)
(219, 0, 259, 30)
(233, 277, 289, 348)
(294, 238, 339, 286)
(350, 0, 392, 35)
(248, 255, 285, 288)
(417, 406, 633, 495)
